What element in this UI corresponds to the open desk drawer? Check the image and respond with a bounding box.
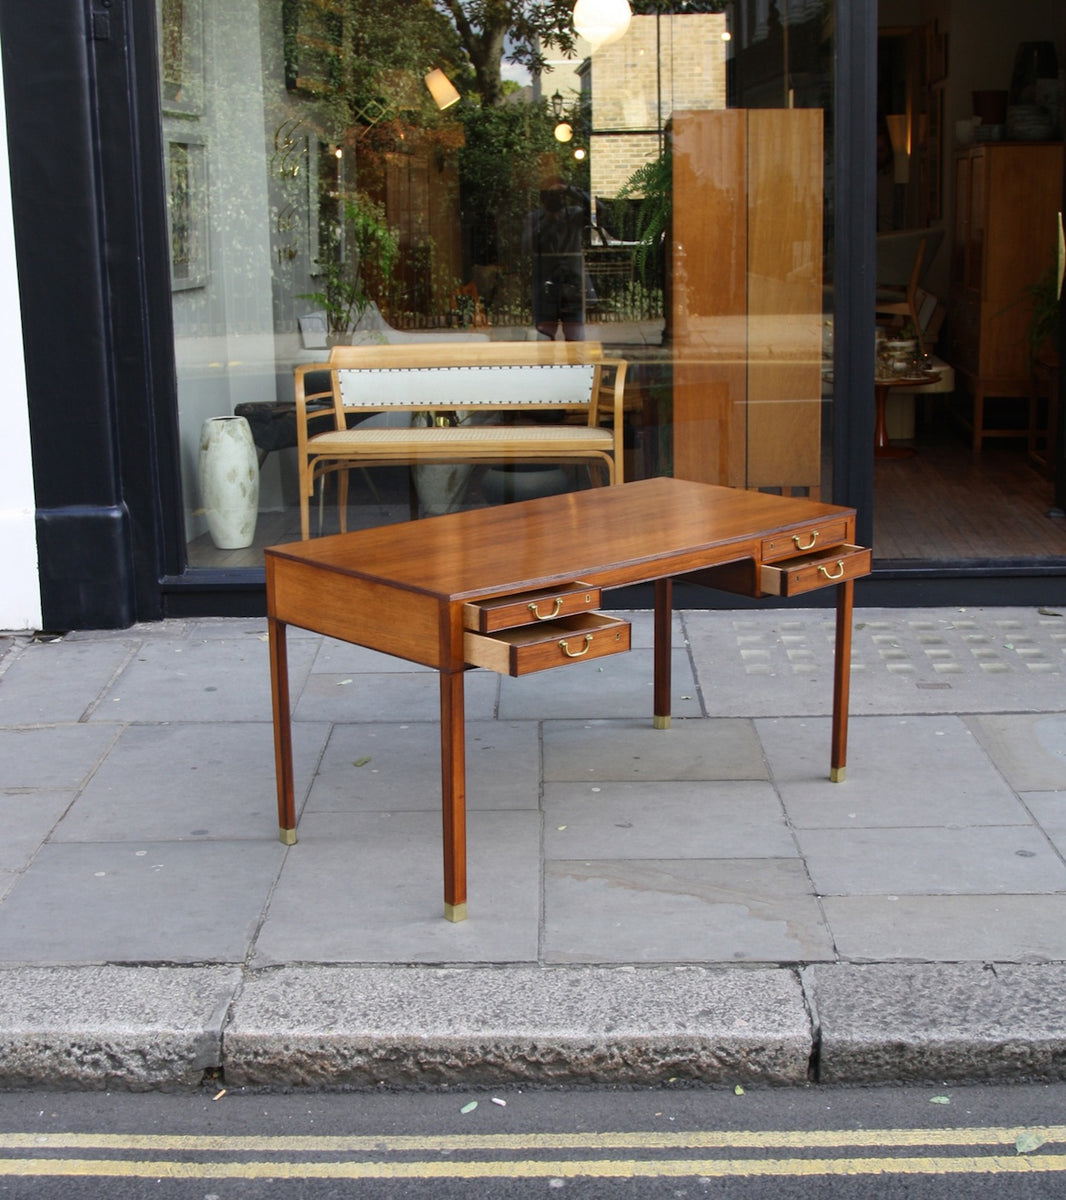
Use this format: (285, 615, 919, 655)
(760, 544, 871, 596)
(465, 612, 630, 676)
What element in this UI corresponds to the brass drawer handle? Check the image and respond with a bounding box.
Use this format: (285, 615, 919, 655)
(818, 559, 845, 581)
(559, 634, 594, 658)
(793, 530, 819, 551)
(529, 597, 563, 620)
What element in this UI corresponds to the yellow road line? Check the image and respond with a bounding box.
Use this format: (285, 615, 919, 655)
(0, 1127, 1063, 1154)
(0, 1155, 1064, 1180)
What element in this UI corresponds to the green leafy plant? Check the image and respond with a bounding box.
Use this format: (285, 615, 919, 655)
(301, 192, 399, 335)
(1028, 264, 1062, 359)
(616, 146, 672, 277)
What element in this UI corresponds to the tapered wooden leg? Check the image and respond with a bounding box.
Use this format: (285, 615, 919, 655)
(653, 578, 672, 729)
(337, 469, 349, 534)
(830, 579, 854, 782)
(268, 617, 297, 843)
(440, 669, 468, 921)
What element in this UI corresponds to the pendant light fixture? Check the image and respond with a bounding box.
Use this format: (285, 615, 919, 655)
(572, 0, 631, 51)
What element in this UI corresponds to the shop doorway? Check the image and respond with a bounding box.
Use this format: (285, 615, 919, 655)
(872, 3, 1066, 564)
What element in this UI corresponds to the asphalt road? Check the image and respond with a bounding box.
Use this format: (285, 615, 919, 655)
(0, 1081, 1063, 1197)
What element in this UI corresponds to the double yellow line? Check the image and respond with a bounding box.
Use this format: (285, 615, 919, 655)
(0, 1127, 1063, 1181)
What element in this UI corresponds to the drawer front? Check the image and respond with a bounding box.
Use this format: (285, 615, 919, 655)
(760, 544, 871, 596)
(465, 612, 630, 676)
(761, 519, 850, 563)
(463, 582, 601, 633)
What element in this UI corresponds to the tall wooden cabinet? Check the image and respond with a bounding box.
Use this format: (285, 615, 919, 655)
(670, 109, 824, 494)
(948, 142, 1063, 451)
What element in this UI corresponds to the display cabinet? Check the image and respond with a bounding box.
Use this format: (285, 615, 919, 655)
(948, 142, 1064, 451)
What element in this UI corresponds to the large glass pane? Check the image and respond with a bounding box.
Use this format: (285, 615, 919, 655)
(159, 0, 836, 566)
(872, 2, 1066, 563)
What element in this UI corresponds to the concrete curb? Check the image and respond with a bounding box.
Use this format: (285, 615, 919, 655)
(223, 965, 811, 1089)
(0, 966, 241, 1090)
(1, 962, 1065, 1091)
(806, 962, 1066, 1084)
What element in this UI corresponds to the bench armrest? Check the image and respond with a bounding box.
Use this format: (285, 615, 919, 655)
(294, 361, 343, 461)
(595, 358, 628, 484)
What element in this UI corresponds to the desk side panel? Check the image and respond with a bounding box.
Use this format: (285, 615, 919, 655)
(266, 558, 442, 668)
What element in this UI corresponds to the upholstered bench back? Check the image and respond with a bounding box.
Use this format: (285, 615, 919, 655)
(337, 362, 597, 412)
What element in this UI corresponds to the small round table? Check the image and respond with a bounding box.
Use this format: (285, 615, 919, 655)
(875, 370, 941, 459)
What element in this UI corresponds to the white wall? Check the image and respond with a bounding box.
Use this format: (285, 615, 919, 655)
(0, 45, 41, 632)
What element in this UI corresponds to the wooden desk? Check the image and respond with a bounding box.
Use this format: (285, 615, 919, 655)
(266, 478, 871, 921)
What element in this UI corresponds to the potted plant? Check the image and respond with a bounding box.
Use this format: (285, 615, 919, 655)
(301, 192, 399, 340)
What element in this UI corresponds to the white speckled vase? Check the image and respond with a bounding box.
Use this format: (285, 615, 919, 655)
(198, 416, 259, 549)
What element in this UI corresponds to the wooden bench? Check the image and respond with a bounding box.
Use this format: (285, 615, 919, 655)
(294, 341, 628, 539)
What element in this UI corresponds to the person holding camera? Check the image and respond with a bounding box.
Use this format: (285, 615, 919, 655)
(523, 177, 593, 341)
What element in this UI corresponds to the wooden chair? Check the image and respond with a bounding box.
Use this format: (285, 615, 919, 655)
(875, 228, 946, 358)
(876, 234, 929, 358)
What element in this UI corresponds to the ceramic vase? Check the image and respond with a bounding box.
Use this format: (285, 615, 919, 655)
(198, 416, 259, 549)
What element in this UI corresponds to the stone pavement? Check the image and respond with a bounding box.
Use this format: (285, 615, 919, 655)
(0, 605, 1064, 1090)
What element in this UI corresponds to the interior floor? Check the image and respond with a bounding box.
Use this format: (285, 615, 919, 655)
(873, 407, 1065, 561)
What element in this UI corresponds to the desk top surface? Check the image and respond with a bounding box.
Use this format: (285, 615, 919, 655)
(265, 479, 854, 603)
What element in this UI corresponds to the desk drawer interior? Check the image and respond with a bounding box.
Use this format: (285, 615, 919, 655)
(465, 612, 630, 675)
(760, 544, 871, 596)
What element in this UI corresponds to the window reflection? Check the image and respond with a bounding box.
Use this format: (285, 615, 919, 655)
(160, 0, 834, 564)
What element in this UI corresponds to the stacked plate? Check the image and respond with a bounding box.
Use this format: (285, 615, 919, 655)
(1006, 104, 1054, 140)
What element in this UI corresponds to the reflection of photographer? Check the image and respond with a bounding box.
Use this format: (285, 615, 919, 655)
(523, 178, 592, 341)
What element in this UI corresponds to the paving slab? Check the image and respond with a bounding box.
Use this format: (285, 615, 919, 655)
(0, 840, 285, 964)
(822, 894, 1066, 962)
(293, 669, 499, 723)
(0, 790, 77, 871)
(306, 720, 540, 813)
(1022, 791, 1066, 856)
(92, 635, 320, 724)
(797, 824, 1066, 896)
(224, 965, 812, 1088)
(51, 721, 330, 842)
(309, 635, 434, 674)
(252, 811, 541, 965)
(542, 717, 766, 782)
(498, 649, 701, 720)
(0, 724, 119, 791)
(966, 714, 1066, 791)
(543, 858, 834, 964)
(808, 962, 1066, 1083)
(0, 965, 241, 1089)
(542, 781, 794, 860)
(0, 638, 136, 723)
(760, 715, 1028, 827)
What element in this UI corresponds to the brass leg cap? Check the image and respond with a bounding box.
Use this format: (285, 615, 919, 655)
(829, 767, 846, 784)
(279, 827, 297, 845)
(444, 902, 468, 923)
(653, 715, 671, 730)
